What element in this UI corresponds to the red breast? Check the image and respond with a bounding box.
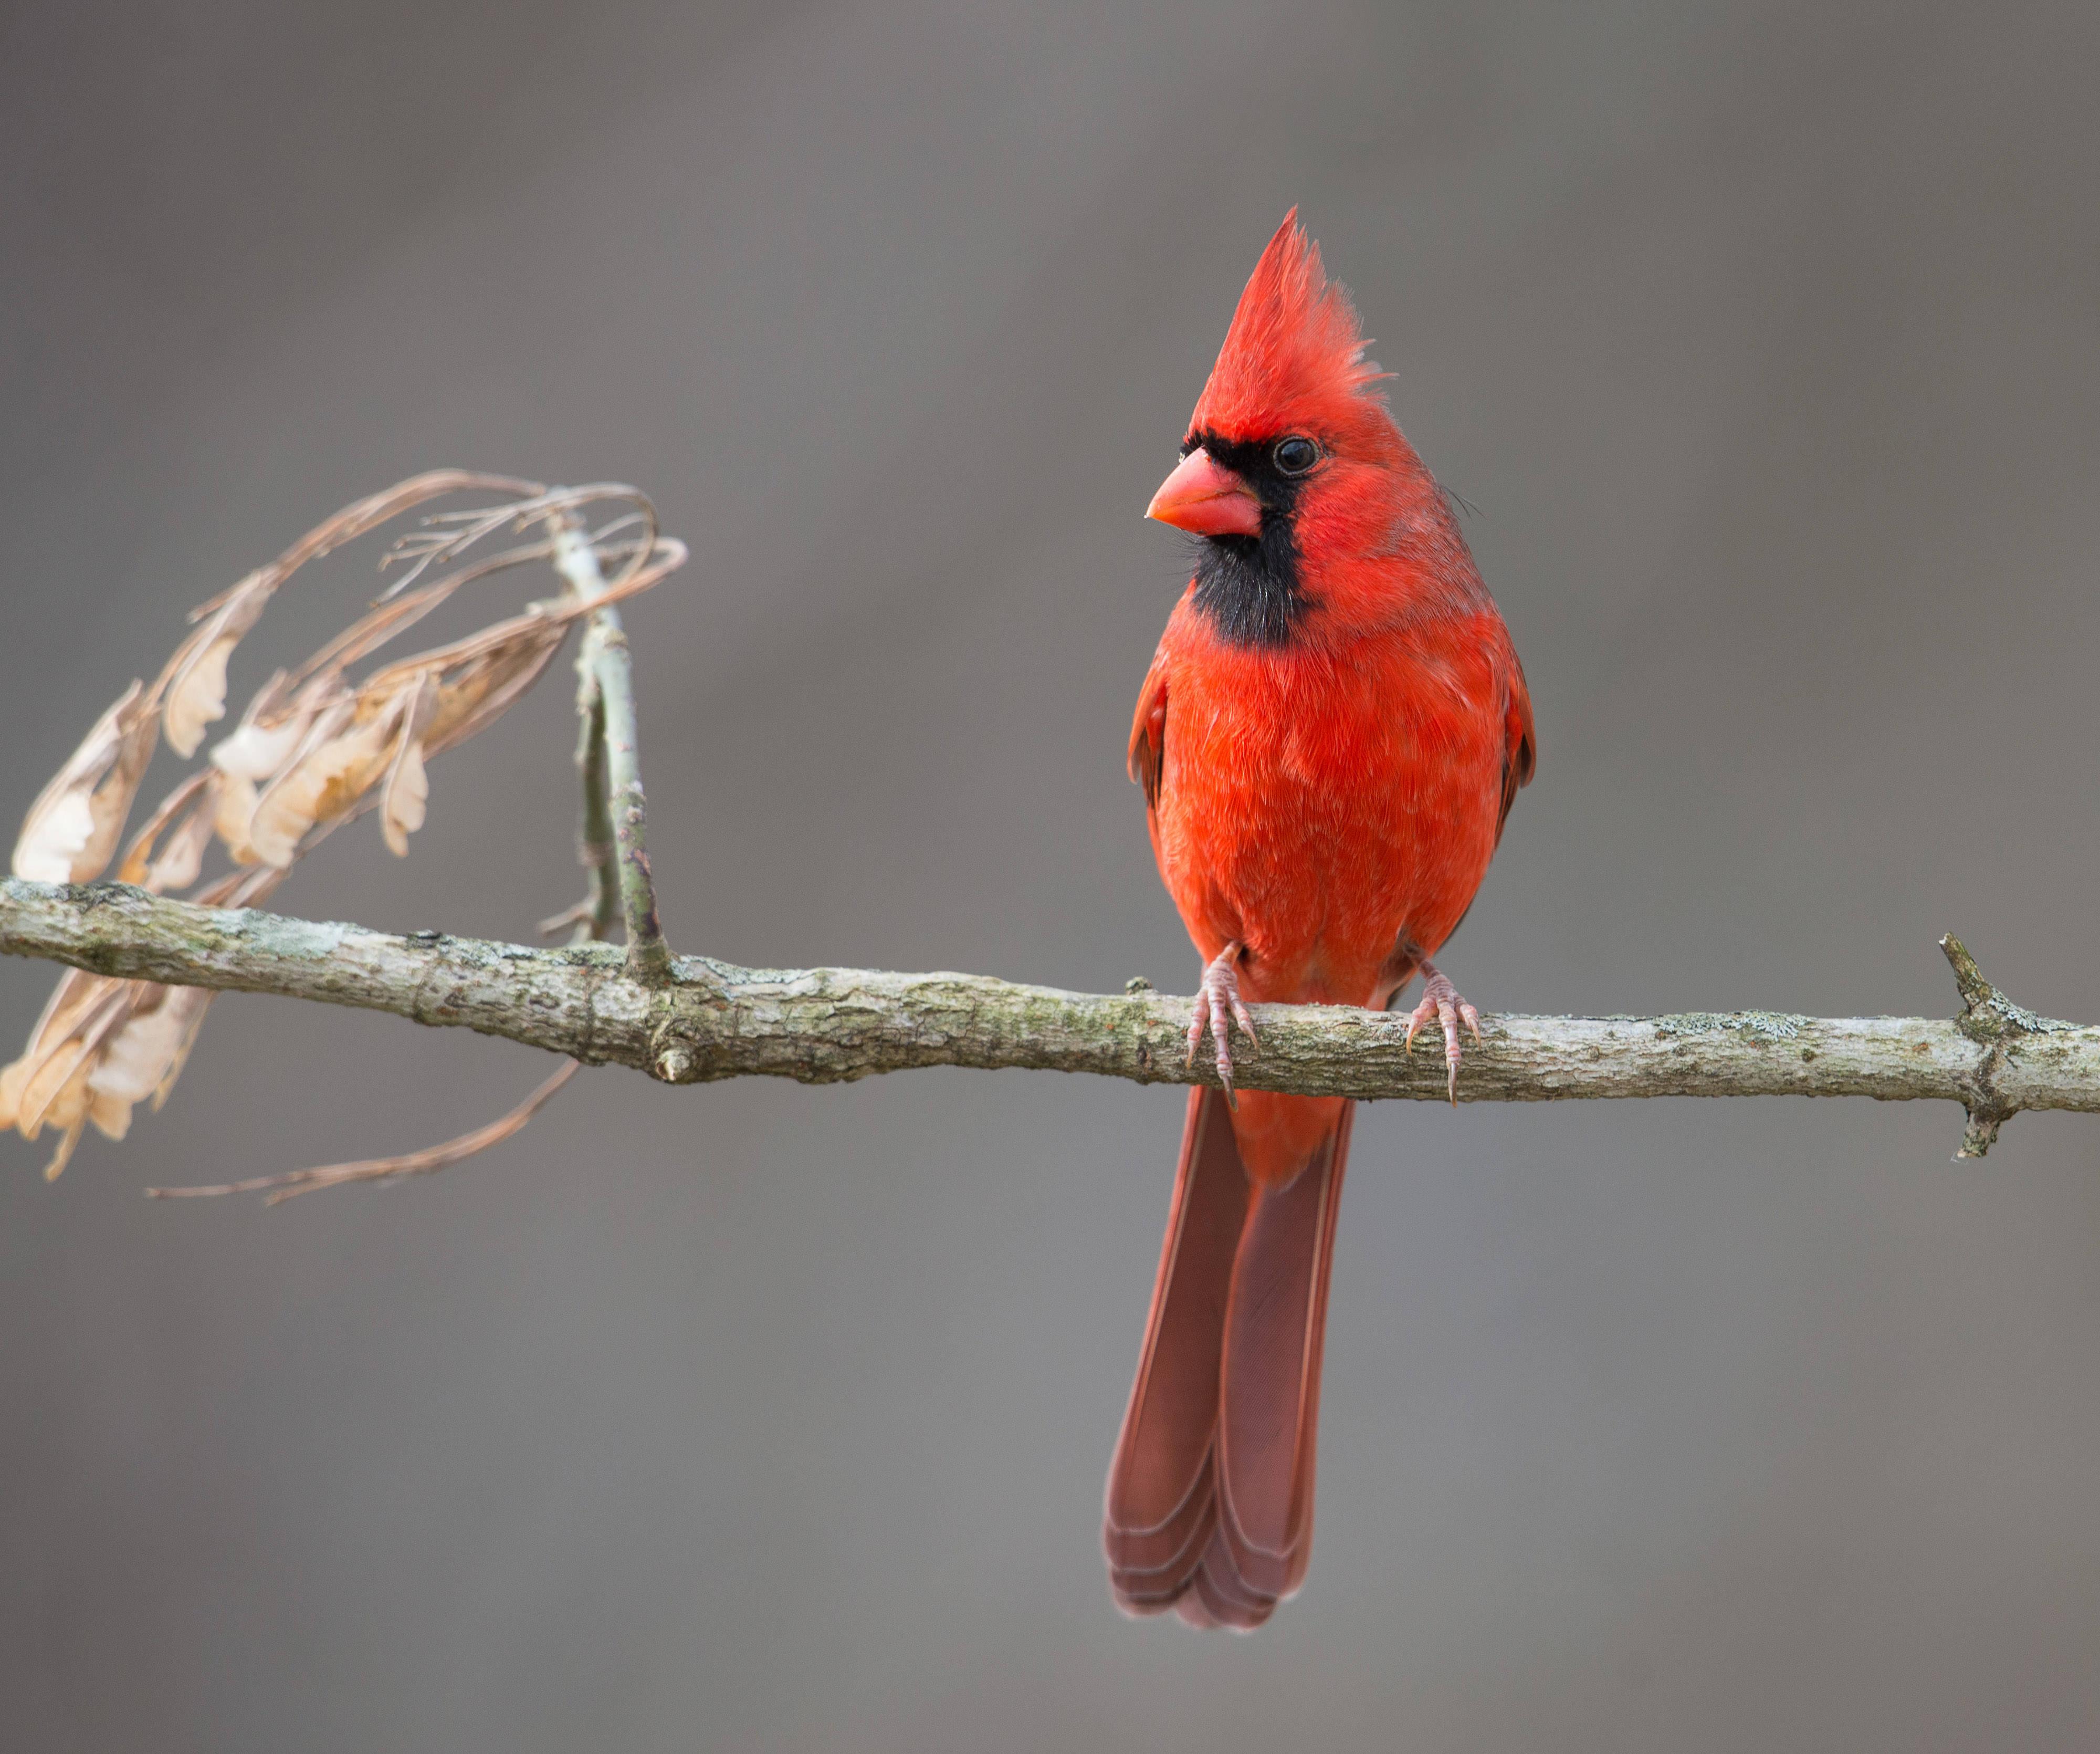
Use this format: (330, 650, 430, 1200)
(1131, 211, 1534, 1181)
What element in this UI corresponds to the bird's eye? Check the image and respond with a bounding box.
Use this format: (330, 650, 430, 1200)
(1273, 436, 1320, 476)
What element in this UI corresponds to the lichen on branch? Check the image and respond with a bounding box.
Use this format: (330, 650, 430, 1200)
(4, 883, 2093, 1167)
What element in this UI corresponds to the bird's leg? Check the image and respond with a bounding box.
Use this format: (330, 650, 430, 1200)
(1186, 942, 1259, 1107)
(1404, 960, 1482, 1104)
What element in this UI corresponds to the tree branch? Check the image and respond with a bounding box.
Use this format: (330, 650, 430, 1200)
(3, 881, 2088, 1157)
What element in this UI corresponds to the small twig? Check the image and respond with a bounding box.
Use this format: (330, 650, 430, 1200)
(390, 482, 657, 601)
(1940, 934, 1994, 1015)
(548, 504, 671, 982)
(146, 1060, 579, 1204)
(556, 658, 618, 946)
(1937, 934, 2066, 1158)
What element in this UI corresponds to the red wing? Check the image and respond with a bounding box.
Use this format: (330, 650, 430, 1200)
(1128, 651, 1169, 811)
(1496, 651, 1536, 847)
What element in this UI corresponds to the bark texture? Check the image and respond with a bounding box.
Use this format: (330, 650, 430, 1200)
(4, 880, 2087, 1154)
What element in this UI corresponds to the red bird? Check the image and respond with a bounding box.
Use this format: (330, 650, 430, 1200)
(1104, 213, 1535, 1628)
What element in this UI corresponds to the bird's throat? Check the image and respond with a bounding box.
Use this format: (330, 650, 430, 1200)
(1190, 523, 1308, 647)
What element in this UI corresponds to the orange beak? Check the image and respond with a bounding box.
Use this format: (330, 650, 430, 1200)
(1145, 448, 1263, 538)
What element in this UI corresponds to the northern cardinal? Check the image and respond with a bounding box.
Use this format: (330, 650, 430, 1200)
(1104, 213, 1535, 1628)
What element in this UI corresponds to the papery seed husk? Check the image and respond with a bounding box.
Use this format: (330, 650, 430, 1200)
(150, 989, 215, 1111)
(36, 1048, 99, 1176)
(160, 573, 274, 758)
(211, 717, 308, 782)
(12, 680, 159, 883)
(163, 633, 239, 759)
(86, 989, 203, 1140)
(209, 668, 341, 786)
(15, 793, 98, 885)
(43, 1116, 87, 1182)
(14, 1036, 95, 1142)
(238, 693, 357, 868)
(117, 770, 215, 889)
(15, 968, 108, 1069)
(0, 1057, 28, 1132)
(246, 716, 393, 868)
(380, 740, 430, 857)
(143, 788, 218, 892)
(377, 672, 438, 858)
(87, 1085, 132, 1143)
(213, 773, 262, 864)
(9, 977, 138, 1139)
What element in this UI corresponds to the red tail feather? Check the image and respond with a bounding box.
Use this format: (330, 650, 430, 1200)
(1105, 1088, 1352, 1628)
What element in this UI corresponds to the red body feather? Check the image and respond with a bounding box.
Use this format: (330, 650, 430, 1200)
(1105, 214, 1534, 1627)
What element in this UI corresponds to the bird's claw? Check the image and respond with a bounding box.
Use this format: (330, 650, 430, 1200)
(1186, 943, 1258, 1108)
(1404, 961, 1482, 1104)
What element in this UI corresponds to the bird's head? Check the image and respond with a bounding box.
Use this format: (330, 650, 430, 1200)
(1148, 212, 1460, 644)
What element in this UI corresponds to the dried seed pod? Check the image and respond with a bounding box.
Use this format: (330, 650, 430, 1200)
(12, 680, 161, 883)
(0, 974, 136, 1178)
(86, 985, 217, 1144)
(379, 673, 438, 858)
(245, 701, 388, 868)
(117, 770, 219, 892)
(160, 570, 274, 757)
(8, 474, 682, 1189)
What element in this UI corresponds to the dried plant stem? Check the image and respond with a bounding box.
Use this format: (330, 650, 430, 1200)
(574, 688, 620, 942)
(145, 1060, 580, 1204)
(550, 512, 669, 980)
(4, 473, 698, 1191)
(3, 882, 2087, 1161)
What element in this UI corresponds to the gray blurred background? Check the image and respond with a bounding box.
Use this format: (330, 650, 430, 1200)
(5, 2, 2099, 1748)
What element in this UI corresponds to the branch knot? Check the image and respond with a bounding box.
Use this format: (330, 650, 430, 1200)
(1938, 934, 2063, 1158)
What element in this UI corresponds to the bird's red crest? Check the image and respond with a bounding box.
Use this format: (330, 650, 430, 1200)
(1190, 210, 1384, 442)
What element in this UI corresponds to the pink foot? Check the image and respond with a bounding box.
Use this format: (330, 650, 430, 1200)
(1186, 942, 1260, 1105)
(1405, 960, 1482, 1104)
